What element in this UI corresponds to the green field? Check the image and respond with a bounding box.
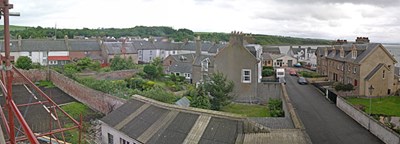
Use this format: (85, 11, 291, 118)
(346, 96, 400, 116)
(221, 103, 269, 117)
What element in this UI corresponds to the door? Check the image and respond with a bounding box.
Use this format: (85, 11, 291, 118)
(288, 60, 293, 67)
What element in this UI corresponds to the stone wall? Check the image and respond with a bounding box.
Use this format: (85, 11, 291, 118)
(50, 70, 126, 114)
(256, 82, 282, 104)
(13, 69, 48, 84)
(337, 96, 400, 144)
(95, 69, 138, 80)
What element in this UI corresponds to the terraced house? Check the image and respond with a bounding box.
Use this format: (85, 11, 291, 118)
(316, 39, 397, 96)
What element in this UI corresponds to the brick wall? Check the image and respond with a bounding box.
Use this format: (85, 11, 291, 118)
(50, 70, 126, 114)
(13, 69, 48, 84)
(96, 69, 138, 80)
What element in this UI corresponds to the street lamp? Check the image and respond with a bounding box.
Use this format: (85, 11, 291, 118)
(368, 85, 374, 130)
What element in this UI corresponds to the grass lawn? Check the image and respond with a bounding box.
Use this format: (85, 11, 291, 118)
(346, 96, 400, 117)
(221, 103, 269, 117)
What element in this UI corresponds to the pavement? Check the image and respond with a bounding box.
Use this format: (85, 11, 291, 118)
(284, 74, 383, 144)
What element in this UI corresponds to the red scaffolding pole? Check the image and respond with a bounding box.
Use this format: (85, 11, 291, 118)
(0, 0, 83, 143)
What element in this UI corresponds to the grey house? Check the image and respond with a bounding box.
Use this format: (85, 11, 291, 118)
(213, 32, 263, 102)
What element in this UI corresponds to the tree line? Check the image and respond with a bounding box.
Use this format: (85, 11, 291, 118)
(2, 25, 332, 45)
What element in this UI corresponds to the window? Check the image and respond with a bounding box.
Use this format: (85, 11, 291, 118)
(201, 58, 210, 72)
(139, 50, 142, 54)
(150, 50, 152, 55)
(388, 65, 391, 70)
(175, 72, 180, 76)
(29, 52, 32, 56)
(49, 61, 58, 65)
(161, 50, 164, 54)
(120, 138, 130, 144)
(341, 64, 344, 71)
(108, 133, 114, 144)
(353, 67, 357, 74)
(149, 57, 152, 61)
(242, 69, 251, 83)
(268, 61, 271, 64)
(354, 79, 358, 86)
(383, 70, 385, 79)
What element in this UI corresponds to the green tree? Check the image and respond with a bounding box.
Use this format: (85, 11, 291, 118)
(203, 72, 234, 110)
(150, 57, 163, 77)
(189, 87, 211, 109)
(110, 55, 133, 71)
(76, 57, 92, 71)
(15, 56, 32, 70)
(143, 65, 157, 79)
(268, 98, 284, 117)
(63, 63, 78, 78)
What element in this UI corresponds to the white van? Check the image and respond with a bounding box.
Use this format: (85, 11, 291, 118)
(276, 68, 285, 79)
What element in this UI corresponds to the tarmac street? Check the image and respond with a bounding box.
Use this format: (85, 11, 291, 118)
(285, 74, 383, 144)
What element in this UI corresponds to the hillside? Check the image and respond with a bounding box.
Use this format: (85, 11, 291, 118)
(0, 25, 332, 45)
(0, 25, 30, 31)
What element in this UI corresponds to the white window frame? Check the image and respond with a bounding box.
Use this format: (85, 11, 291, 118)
(49, 60, 58, 65)
(353, 67, 357, 74)
(242, 69, 251, 83)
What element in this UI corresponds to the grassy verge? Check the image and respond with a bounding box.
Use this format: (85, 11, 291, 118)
(346, 96, 400, 117)
(221, 103, 269, 117)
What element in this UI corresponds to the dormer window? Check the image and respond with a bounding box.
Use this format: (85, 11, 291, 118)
(351, 45, 357, 59)
(201, 58, 210, 72)
(340, 47, 344, 58)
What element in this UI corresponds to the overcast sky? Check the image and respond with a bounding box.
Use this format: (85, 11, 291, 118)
(8, 0, 400, 43)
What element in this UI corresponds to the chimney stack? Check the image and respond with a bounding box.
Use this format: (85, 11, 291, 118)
(229, 31, 244, 46)
(195, 36, 201, 57)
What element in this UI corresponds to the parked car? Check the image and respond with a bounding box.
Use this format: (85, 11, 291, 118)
(297, 77, 308, 85)
(289, 69, 297, 76)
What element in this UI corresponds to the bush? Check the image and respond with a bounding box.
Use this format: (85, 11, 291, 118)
(31, 63, 44, 69)
(100, 67, 111, 72)
(126, 78, 146, 90)
(15, 56, 32, 70)
(298, 71, 322, 78)
(268, 98, 284, 117)
(143, 65, 158, 79)
(334, 83, 354, 91)
(262, 69, 274, 77)
(141, 86, 179, 104)
(263, 66, 274, 70)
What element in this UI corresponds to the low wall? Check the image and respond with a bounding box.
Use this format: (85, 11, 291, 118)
(50, 70, 126, 114)
(337, 96, 400, 144)
(95, 69, 138, 80)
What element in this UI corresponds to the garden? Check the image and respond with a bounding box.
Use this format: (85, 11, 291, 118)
(17, 55, 284, 118)
(346, 96, 400, 134)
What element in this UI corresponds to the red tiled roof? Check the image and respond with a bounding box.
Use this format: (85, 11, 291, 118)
(48, 56, 70, 61)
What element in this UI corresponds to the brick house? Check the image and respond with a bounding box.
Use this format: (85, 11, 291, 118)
(102, 41, 138, 64)
(316, 42, 397, 96)
(68, 38, 103, 63)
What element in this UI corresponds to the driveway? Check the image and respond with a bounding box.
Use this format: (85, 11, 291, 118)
(285, 75, 383, 144)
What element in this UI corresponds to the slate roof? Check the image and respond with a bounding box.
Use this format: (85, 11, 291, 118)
(101, 95, 259, 144)
(103, 42, 137, 55)
(208, 43, 227, 54)
(365, 63, 386, 80)
(193, 54, 215, 66)
(316, 43, 395, 64)
(0, 40, 20, 52)
(262, 46, 281, 54)
(20, 39, 68, 51)
(395, 67, 400, 76)
(167, 54, 195, 73)
(132, 40, 156, 50)
(181, 41, 213, 51)
(69, 40, 101, 51)
(262, 53, 273, 60)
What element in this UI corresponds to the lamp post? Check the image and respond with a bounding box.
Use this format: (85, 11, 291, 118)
(368, 85, 374, 131)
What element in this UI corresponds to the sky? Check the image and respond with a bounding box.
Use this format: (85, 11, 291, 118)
(8, 0, 400, 43)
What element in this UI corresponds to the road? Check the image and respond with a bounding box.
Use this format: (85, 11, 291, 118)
(285, 75, 383, 144)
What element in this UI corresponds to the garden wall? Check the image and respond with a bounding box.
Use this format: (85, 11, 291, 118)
(337, 96, 400, 144)
(95, 69, 138, 80)
(12, 69, 48, 84)
(50, 70, 126, 114)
